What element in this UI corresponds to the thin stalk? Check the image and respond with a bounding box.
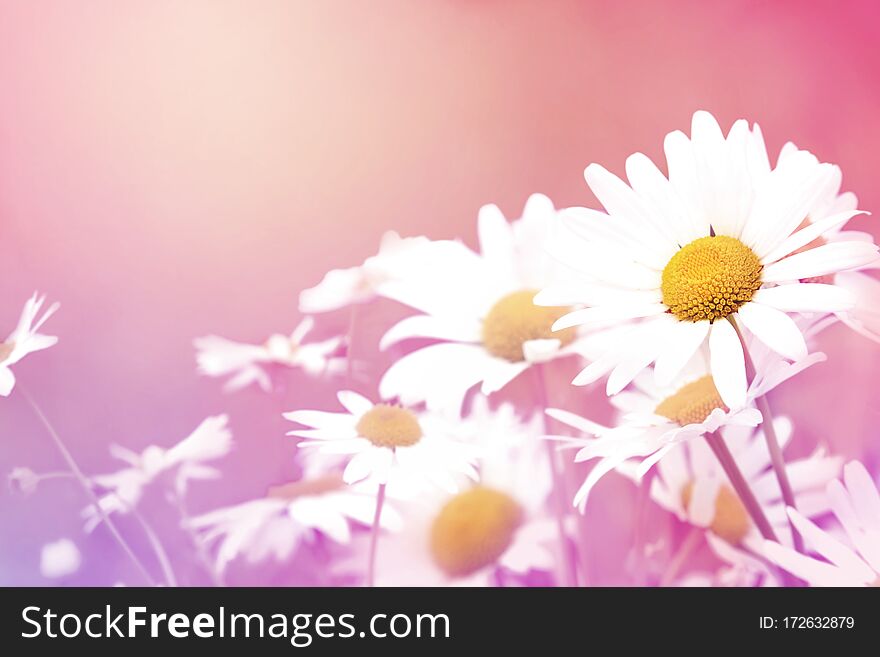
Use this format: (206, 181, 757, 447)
(18, 385, 156, 586)
(534, 364, 580, 587)
(126, 503, 178, 587)
(173, 492, 224, 587)
(704, 431, 778, 542)
(728, 316, 804, 554)
(366, 482, 386, 587)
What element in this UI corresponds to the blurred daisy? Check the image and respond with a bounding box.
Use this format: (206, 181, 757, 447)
(539, 111, 878, 408)
(40, 538, 81, 579)
(194, 317, 344, 393)
(343, 401, 562, 586)
(188, 475, 401, 575)
(762, 461, 880, 586)
(546, 343, 823, 509)
(378, 194, 590, 413)
(284, 391, 478, 495)
(0, 293, 59, 397)
(84, 415, 232, 530)
(775, 143, 880, 343)
(299, 231, 431, 313)
(623, 418, 839, 554)
(674, 533, 778, 587)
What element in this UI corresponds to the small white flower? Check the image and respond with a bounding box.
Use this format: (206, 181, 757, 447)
(339, 400, 562, 586)
(0, 293, 59, 397)
(40, 539, 81, 579)
(8, 466, 40, 496)
(762, 461, 880, 586)
(194, 317, 344, 392)
(299, 232, 432, 313)
(378, 194, 592, 413)
(188, 477, 401, 575)
(539, 111, 878, 409)
(84, 415, 233, 530)
(284, 391, 478, 496)
(546, 342, 824, 509)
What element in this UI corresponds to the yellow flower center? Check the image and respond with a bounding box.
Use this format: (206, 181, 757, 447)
(266, 474, 344, 499)
(481, 289, 575, 362)
(655, 375, 728, 426)
(682, 482, 751, 544)
(355, 404, 423, 448)
(661, 236, 762, 322)
(430, 486, 523, 578)
(0, 342, 14, 362)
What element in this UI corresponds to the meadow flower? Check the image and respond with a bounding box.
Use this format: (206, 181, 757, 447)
(341, 401, 562, 586)
(545, 342, 823, 509)
(40, 538, 82, 579)
(0, 293, 59, 397)
(378, 194, 590, 413)
(284, 391, 478, 495)
(621, 418, 840, 552)
(194, 317, 344, 392)
(188, 475, 401, 575)
(83, 415, 233, 530)
(762, 461, 880, 586)
(538, 111, 878, 408)
(299, 231, 431, 313)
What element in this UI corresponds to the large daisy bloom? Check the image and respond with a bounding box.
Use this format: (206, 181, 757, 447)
(188, 476, 401, 575)
(299, 231, 431, 314)
(340, 400, 562, 586)
(762, 461, 880, 586)
(622, 418, 840, 556)
(545, 342, 823, 509)
(538, 111, 879, 408)
(378, 194, 590, 413)
(194, 317, 344, 392)
(778, 143, 880, 343)
(284, 391, 479, 496)
(0, 293, 59, 397)
(84, 415, 233, 530)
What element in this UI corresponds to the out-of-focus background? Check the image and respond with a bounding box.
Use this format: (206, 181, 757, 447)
(1, 0, 878, 585)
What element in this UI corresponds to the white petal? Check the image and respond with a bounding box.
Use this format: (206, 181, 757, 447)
(653, 321, 710, 386)
(843, 461, 880, 532)
(787, 509, 875, 580)
(0, 367, 15, 397)
(753, 284, 855, 313)
(709, 320, 747, 409)
(735, 303, 807, 360)
(761, 210, 866, 264)
(479, 358, 529, 395)
(379, 314, 480, 350)
(762, 242, 880, 283)
(336, 391, 374, 417)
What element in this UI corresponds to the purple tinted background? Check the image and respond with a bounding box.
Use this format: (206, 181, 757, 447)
(1, 0, 878, 585)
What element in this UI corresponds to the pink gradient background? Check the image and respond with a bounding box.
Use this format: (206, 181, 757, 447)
(1, 0, 879, 585)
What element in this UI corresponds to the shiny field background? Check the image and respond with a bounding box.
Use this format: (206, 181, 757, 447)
(1, 0, 879, 585)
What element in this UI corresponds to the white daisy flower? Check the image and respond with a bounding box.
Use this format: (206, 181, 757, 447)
(194, 317, 344, 392)
(188, 476, 402, 575)
(546, 342, 823, 509)
(84, 415, 233, 530)
(0, 293, 59, 397)
(539, 111, 879, 408)
(40, 538, 82, 579)
(284, 391, 479, 495)
(378, 194, 591, 413)
(623, 418, 839, 555)
(340, 401, 561, 586)
(299, 231, 431, 313)
(762, 461, 880, 586)
(776, 143, 880, 342)
(675, 533, 778, 587)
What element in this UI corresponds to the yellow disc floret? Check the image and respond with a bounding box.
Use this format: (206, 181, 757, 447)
(430, 486, 523, 577)
(356, 404, 423, 448)
(661, 236, 762, 322)
(682, 482, 751, 544)
(481, 289, 575, 362)
(655, 375, 728, 426)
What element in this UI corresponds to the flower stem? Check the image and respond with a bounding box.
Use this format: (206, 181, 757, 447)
(366, 482, 386, 587)
(18, 385, 156, 586)
(127, 503, 178, 587)
(659, 526, 703, 587)
(704, 431, 778, 542)
(173, 492, 225, 587)
(534, 364, 580, 587)
(728, 317, 805, 554)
